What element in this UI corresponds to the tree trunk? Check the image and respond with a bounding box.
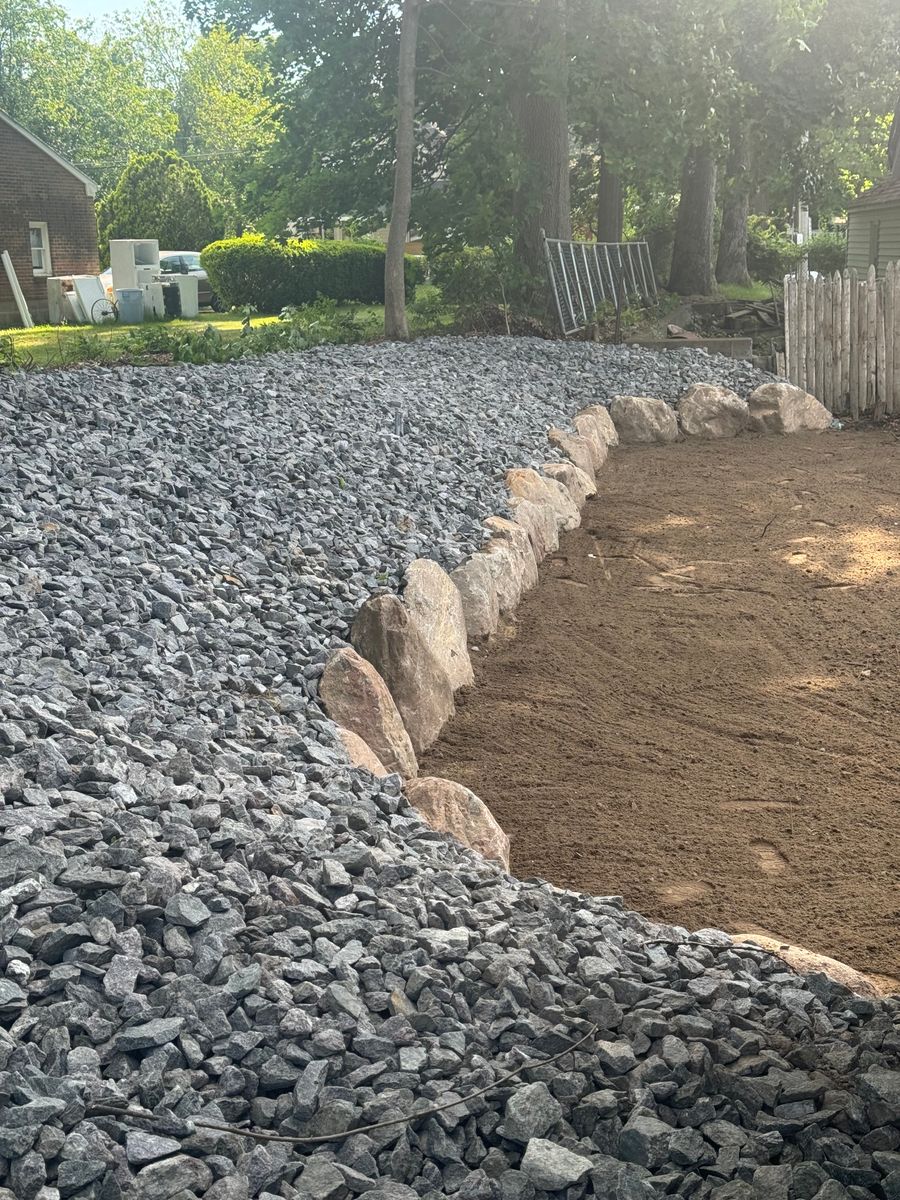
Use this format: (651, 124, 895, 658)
(511, 0, 571, 289)
(596, 155, 623, 243)
(716, 135, 751, 287)
(889, 96, 900, 178)
(668, 147, 717, 296)
(384, 0, 420, 341)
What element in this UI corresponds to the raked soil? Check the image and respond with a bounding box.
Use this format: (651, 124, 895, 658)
(423, 429, 900, 985)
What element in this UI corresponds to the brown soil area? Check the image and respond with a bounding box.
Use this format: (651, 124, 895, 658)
(422, 431, 900, 983)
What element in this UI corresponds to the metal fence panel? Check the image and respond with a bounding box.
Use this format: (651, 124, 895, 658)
(543, 233, 657, 336)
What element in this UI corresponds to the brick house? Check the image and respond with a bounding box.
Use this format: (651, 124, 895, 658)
(0, 110, 100, 326)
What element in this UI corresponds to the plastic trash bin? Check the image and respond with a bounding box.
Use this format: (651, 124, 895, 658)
(116, 288, 143, 324)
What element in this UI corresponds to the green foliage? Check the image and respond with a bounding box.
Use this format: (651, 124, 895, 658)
(0, 0, 179, 192)
(746, 216, 805, 282)
(0, 334, 30, 370)
(430, 248, 502, 308)
(117, 4, 282, 215)
(805, 230, 847, 275)
(201, 235, 420, 309)
(97, 151, 224, 263)
(428, 245, 539, 318)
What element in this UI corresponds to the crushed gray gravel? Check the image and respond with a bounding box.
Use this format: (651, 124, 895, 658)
(4, 338, 897, 1200)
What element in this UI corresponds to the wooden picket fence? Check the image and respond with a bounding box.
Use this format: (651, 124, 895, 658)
(783, 263, 900, 418)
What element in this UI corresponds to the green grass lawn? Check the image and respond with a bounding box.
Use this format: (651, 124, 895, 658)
(0, 291, 452, 370)
(718, 281, 778, 302)
(0, 311, 284, 368)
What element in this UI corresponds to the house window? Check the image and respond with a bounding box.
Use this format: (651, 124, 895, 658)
(29, 222, 51, 276)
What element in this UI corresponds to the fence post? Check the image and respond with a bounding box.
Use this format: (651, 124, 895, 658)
(816, 274, 827, 409)
(841, 269, 851, 410)
(797, 266, 807, 391)
(886, 262, 897, 416)
(876, 277, 887, 419)
(867, 265, 878, 414)
(806, 271, 816, 398)
(784, 274, 794, 383)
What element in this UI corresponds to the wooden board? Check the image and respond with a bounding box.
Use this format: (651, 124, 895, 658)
(1, 250, 34, 328)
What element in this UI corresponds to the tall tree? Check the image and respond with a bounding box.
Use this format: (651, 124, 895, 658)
(669, 148, 718, 294)
(716, 132, 752, 286)
(384, 0, 420, 340)
(596, 156, 624, 242)
(0, 0, 177, 189)
(508, 0, 572, 282)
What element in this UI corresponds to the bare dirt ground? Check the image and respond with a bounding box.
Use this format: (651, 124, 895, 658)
(423, 430, 900, 984)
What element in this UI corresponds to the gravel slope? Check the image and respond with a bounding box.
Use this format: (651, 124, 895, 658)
(3, 340, 898, 1200)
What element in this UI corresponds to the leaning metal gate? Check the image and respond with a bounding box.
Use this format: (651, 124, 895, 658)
(542, 232, 657, 336)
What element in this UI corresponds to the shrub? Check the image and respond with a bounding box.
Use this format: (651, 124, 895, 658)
(746, 216, 805, 283)
(806, 231, 847, 276)
(430, 247, 503, 308)
(98, 151, 224, 266)
(201, 235, 420, 310)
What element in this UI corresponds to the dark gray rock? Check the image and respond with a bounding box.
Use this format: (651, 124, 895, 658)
(499, 1083, 562, 1143)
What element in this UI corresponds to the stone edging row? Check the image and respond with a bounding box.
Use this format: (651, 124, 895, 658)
(315, 377, 835, 877)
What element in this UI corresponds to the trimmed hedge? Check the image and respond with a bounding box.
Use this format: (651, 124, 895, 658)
(201, 235, 422, 310)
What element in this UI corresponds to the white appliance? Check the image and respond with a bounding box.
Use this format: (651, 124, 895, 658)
(142, 282, 165, 319)
(175, 274, 199, 318)
(110, 239, 159, 292)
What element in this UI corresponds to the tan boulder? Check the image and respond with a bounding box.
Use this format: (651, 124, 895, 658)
(481, 540, 522, 615)
(746, 381, 832, 434)
(450, 554, 500, 638)
(403, 558, 474, 691)
(507, 496, 559, 563)
(406, 776, 510, 869)
(731, 931, 883, 999)
(485, 516, 539, 592)
(319, 647, 417, 778)
(677, 383, 749, 438)
(506, 467, 579, 531)
(610, 395, 679, 444)
(547, 428, 596, 481)
(572, 412, 611, 470)
(335, 726, 389, 777)
(541, 470, 581, 531)
(351, 594, 454, 756)
(578, 403, 619, 448)
(543, 461, 596, 509)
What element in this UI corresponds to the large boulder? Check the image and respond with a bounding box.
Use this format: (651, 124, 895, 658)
(351, 594, 454, 756)
(405, 776, 510, 869)
(334, 726, 389, 777)
(610, 395, 679, 444)
(507, 496, 559, 563)
(403, 558, 474, 692)
(481, 540, 521, 616)
(543, 461, 596, 509)
(485, 515, 539, 596)
(450, 554, 500, 639)
(506, 467, 580, 531)
(747, 381, 832, 434)
(578, 403, 619, 448)
(677, 383, 750, 439)
(319, 647, 417, 778)
(547, 428, 596, 480)
(572, 412, 610, 471)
